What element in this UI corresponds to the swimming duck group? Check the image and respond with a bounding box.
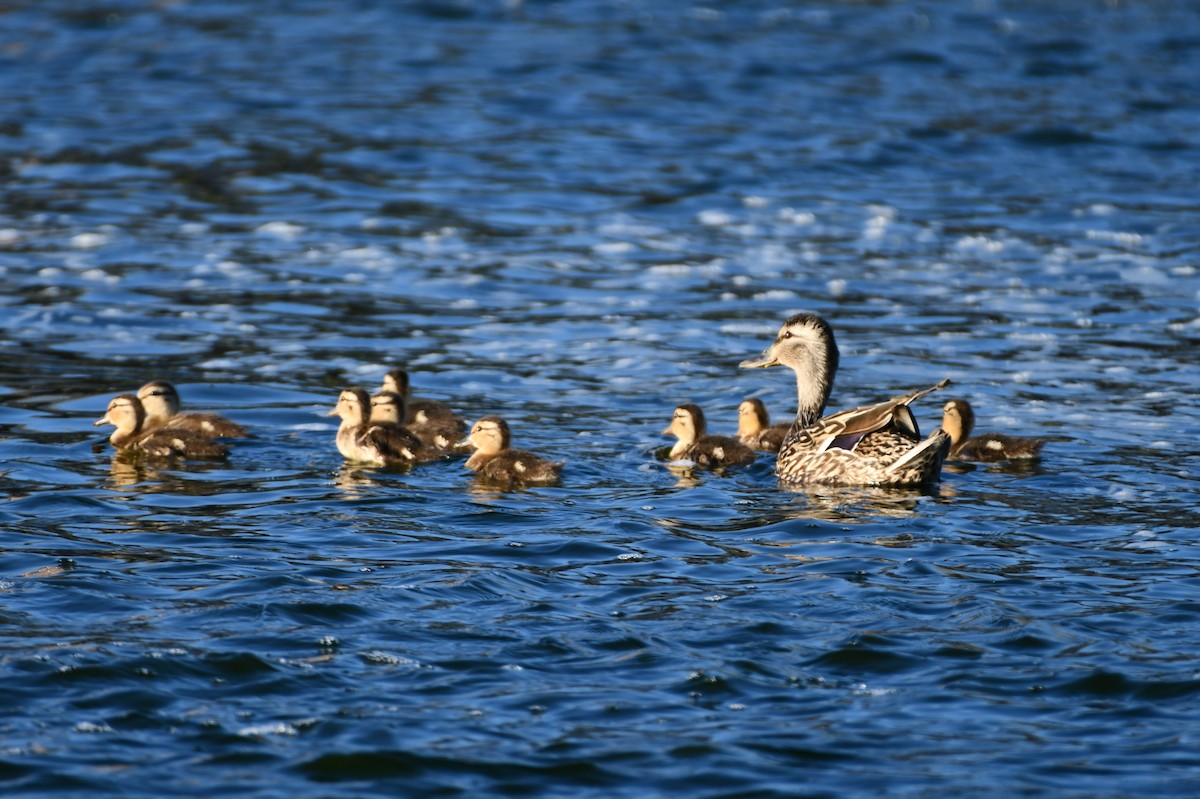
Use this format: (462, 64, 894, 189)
(93, 313, 1043, 488)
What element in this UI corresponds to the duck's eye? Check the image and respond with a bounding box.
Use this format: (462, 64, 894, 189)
(781, 331, 793, 340)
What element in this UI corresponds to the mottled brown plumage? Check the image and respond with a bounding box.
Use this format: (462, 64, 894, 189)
(740, 312, 951, 487)
(736, 398, 792, 453)
(137, 380, 247, 438)
(460, 416, 563, 486)
(942, 399, 1045, 462)
(94, 394, 230, 458)
(663, 403, 758, 469)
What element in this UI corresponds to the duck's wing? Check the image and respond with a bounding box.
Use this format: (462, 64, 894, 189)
(800, 379, 950, 454)
(362, 423, 421, 463)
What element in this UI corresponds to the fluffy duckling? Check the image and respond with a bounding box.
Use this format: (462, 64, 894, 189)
(369, 391, 450, 461)
(381, 369, 466, 433)
(740, 312, 950, 487)
(942, 398, 1045, 462)
(663, 403, 758, 469)
(736, 398, 792, 453)
(328, 387, 421, 467)
(137, 380, 247, 438)
(94, 394, 230, 458)
(460, 416, 563, 485)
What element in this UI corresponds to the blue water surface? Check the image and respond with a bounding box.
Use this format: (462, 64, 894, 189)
(2, 1, 1200, 797)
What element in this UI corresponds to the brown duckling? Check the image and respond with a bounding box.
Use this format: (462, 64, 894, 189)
(137, 380, 247, 438)
(369, 391, 450, 461)
(663, 403, 757, 469)
(94, 394, 230, 458)
(381, 369, 466, 433)
(942, 399, 1045, 462)
(328, 387, 420, 467)
(459, 416, 563, 485)
(736, 398, 792, 453)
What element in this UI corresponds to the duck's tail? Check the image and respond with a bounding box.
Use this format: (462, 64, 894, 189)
(884, 427, 952, 484)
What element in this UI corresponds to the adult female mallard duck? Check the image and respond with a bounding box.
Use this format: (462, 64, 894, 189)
(739, 312, 951, 487)
(736, 398, 792, 453)
(663, 403, 758, 469)
(328, 387, 421, 467)
(369, 391, 451, 461)
(459, 416, 563, 485)
(94, 394, 230, 458)
(941, 398, 1045, 461)
(137, 380, 247, 438)
(381, 369, 466, 433)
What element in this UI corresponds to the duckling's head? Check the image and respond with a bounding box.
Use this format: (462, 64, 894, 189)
(737, 398, 769, 437)
(370, 391, 407, 425)
(94, 394, 146, 435)
(740, 312, 839, 426)
(381, 369, 410, 397)
(941, 398, 976, 444)
(663, 403, 706, 445)
(328, 388, 372, 425)
(138, 380, 181, 421)
(465, 416, 511, 455)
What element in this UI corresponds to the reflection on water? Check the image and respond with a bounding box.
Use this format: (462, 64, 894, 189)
(1, 0, 1200, 797)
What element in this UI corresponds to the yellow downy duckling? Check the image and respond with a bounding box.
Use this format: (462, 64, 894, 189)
(942, 399, 1045, 462)
(328, 388, 420, 467)
(459, 416, 563, 485)
(137, 380, 247, 438)
(663, 403, 757, 469)
(94, 394, 229, 458)
(736, 398, 792, 453)
(740, 312, 950, 487)
(369, 391, 450, 461)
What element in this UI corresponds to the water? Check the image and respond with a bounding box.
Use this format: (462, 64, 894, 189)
(2, 1, 1200, 796)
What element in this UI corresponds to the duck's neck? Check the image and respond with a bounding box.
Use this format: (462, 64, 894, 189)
(792, 359, 834, 428)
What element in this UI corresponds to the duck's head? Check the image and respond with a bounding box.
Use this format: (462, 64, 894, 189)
(461, 416, 511, 455)
(737, 398, 769, 437)
(370, 391, 407, 425)
(740, 312, 839, 426)
(663, 403, 706, 445)
(94, 394, 145, 434)
(941, 398, 975, 444)
(328, 388, 371, 425)
(381, 369, 410, 397)
(137, 380, 181, 421)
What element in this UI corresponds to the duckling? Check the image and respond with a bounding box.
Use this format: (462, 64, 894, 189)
(327, 387, 420, 467)
(94, 394, 230, 458)
(460, 416, 563, 485)
(663, 403, 758, 469)
(736, 398, 792, 453)
(381, 369, 466, 434)
(137, 380, 247, 438)
(740, 312, 951, 487)
(372, 386, 462, 454)
(369, 391, 449, 461)
(942, 398, 1045, 462)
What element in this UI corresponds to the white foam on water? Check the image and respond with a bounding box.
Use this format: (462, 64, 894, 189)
(256, 221, 304, 239)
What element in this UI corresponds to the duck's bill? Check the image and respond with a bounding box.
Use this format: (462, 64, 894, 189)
(92, 414, 111, 427)
(453, 436, 473, 450)
(325, 407, 339, 417)
(739, 351, 778, 368)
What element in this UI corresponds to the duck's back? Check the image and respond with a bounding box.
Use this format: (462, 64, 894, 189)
(475, 449, 563, 484)
(134, 428, 230, 459)
(688, 435, 757, 469)
(164, 412, 247, 438)
(954, 433, 1044, 462)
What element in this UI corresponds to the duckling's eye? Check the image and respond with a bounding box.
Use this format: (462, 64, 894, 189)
(781, 331, 793, 340)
